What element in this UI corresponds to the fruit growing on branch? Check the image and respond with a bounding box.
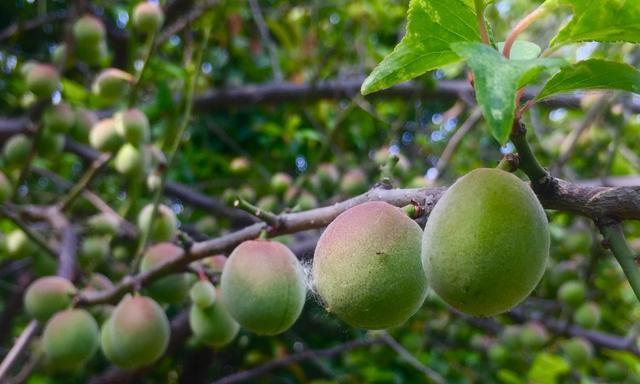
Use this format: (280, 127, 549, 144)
(0, 171, 12, 203)
(90, 119, 123, 153)
(92, 68, 133, 102)
(557, 280, 586, 307)
(574, 302, 601, 329)
(114, 143, 146, 176)
(561, 337, 593, 366)
(132, 2, 165, 33)
(313, 201, 427, 329)
(42, 309, 99, 371)
(42, 103, 75, 133)
(189, 287, 239, 347)
(190, 280, 217, 308)
(101, 295, 170, 369)
(24, 276, 77, 321)
(73, 15, 106, 50)
(87, 213, 119, 237)
(6, 229, 35, 259)
(422, 168, 550, 316)
(137, 204, 178, 242)
(25, 63, 59, 98)
(114, 108, 150, 144)
(3, 134, 32, 166)
(221, 240, 306, 335)
(140, 242, 189, 304)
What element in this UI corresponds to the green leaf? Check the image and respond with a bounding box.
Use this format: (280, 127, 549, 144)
(548, 0, 640, 46)
(527, 353, 570, 384)
(361, 0, 481, 95)
(451, 42, 566, 144)
(496, 41, 542, 60)
(536, 59, 640, 101)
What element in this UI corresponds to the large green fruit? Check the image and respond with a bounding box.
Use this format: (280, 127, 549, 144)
(132, 2, 165, 33)
(92, 68, 132, 102)
(189, 290, 239, 347)
(137, 204, 178, 242)
(25, 64, 59, 98)
(140, 243, 189, 304)
(557, 280, 586, 308)
(0, 171, 12, 203)
(114, 108, 149, 144)
(43, 103, 75, 133)
(90, 118, 122, 153)
(24, 276, 77, 321)
(42, 309, 99, 371)
(114, 143, 145, 176)
(422, 168, 549, 316)
(313, 201, 427, 329)
(3, 134, 32, 166)
(561, 337, 593, 366)
(73, 15, 105, 49)
(101, 295, 170, 369)
(221, 240, 306, 335)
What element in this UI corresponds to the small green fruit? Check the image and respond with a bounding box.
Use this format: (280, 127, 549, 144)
(557, 280, 586, 308)
(313, 201, 427, 329)
(229, 157, 250, 174)
(6, 229, 34, 259)
(602, 361, 628, 381)
(42, 309, 99, 371)
(499, 325, 522, 350)
(70, 108, 97, 143)
(561, 338, 593, 366)
(190, 280, 216, 308)
(114, 143, 145, 176)
(189, 296, 240, 347)
(87, 213, 119, 237)
(43, 103, 75, 133)
(90, 118, 122, 153)
(0, 171, 13, 203)
(574, 302, 601, 329)
(3, 134, 32, 166)
(340, 169, 367, 195)
(488, 343, 508, 365)
(92, 68, 133, 102)
(79, 236, 110, 269)
(140, 243, 189, 304)
(257, 195, 278, 212)
(24, 276, 76, 321)
(132, 2, 165, 33)
(270, 172, 292, 194)
(137, 204, 178, 242)
(195, 216, 217, 236)
(73, 15, 105, 49)
(423, 168, 550, 316)
(114, 108, 149, 144)
(25, 64, 59, 98)
(518, 322, 548, 349)
(35, 129, 65, 160)
(221, 240, 306, 335)
(101, 295, 170, 369)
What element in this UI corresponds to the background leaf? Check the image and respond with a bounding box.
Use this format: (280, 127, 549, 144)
(361, 0, 481, 95)
(549, 0, 640, 46)
(536, 59, 640, 101)
(452, 42, 566, 144)
(496, 40, 541, 60)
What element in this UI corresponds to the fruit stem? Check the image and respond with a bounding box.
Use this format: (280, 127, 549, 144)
(57, 153, 111, 211)
(496, 153, 520, 173)
(509, 120, 550, 187)
(128, 30, 157, 106)
(473, 0, 491, 45)
(503, 4, 550, 58)
(0, 205, 58, 260)
(234, 198, 280, 228)
(599, 223, 640, 303)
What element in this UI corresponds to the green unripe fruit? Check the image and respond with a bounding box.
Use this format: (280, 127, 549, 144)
(201, 255, 227, 273)
(3, 134, 32, 166)
(92, 68, 133, 102)
(79, 236, 110, 269)
(25, 64, 59, 98)
(87, 213, 119, 237)
(221, 240, 306, 335)
(51, 44, 71, 68)
(500, 325, 523, 350)
(101, 295, 170, 369)
(190, 280, 217, 308)
(293, 191, 317, 211)
(313, 201, 427, 329)
(189, 302, 239, 347)
(24, 276, 76, 321)
(195, 216, 217, 236)
(114, 108, 150, 144)
(146, 173, 161, 191)
(137, 204, 178, 242)
(547, 260, 580, 289)
(35, 129, 65, 160)
(557, 280, 586, 307)
(518, 322, 548, 349)
(70, 108, 97, 143)
(423, 168, 549, 316)
(602, 361, 628, 381)
(0, 171, 12, 203)
(140, 243, 189, 304)
(257, 195, 278, 212)
(90, 119, 122, 153)
(340, 169, 367, 195)
(73, 15, 105, 49)
(42, 309, 99, 371)
(132, 2, 165, 33)
(270, 172, 292, 194)
(6, 229, 34, 259)
(316, 163, 339, 187)
(43, 103, 75, 133)
(76, 39, 109, 66)
(114, 143, 145, 176)
(488, 343, 508, 365)
(561, 338, 593, 366)
(229, 157, 250, 174)
(574, 302, 601, 329)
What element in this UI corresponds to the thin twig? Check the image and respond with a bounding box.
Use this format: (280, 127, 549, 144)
(0, 205, 58, 260)
(248, 0, 283, 81)
(57, 153, 111, 211)
(599, 222, 640, 302)
(379, 331, 445, 384)
(0, 320, 39, 381)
